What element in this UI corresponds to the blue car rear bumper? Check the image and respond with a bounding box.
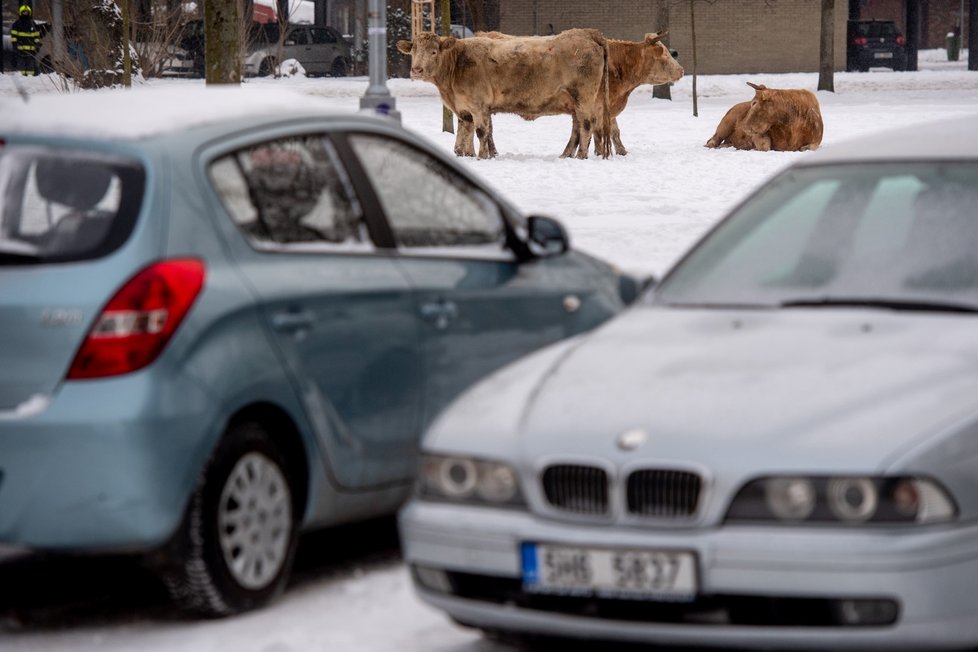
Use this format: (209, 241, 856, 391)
(0, 372, 218, 551)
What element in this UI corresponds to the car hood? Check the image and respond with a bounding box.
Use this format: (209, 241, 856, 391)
(429, 307, 978, 477)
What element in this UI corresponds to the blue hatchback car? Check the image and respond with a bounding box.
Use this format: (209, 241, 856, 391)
(0, 86, 637, 616)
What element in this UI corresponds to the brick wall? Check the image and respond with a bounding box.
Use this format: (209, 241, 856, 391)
(498, 0, 849, 74)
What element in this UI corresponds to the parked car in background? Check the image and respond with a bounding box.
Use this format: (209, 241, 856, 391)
(450, 23, 474, 39)
(400, 114, 978, 649)
(847, 18, 907, 71)
(165, 20, 352, 78)
(244, 22, 352, 77)
(0, 86, 639, 617)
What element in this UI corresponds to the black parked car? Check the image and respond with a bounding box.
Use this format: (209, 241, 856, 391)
(847, 19, 907, 72)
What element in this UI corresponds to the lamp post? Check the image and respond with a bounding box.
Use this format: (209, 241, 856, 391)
(359, 0, 401, 122)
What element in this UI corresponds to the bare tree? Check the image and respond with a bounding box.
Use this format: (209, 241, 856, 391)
(65, 1, 141, 88)
(817, 0, 834, 91)
(205, 0, 242, 84)
(131, 1, 188, 78)
(690, 0, 698, 116)
(653, 0, 672, 100)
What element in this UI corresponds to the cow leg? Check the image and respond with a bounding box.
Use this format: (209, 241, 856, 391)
(574, 113, 596, 160)
(474, 114, 495, 159)
(611, 118, 627, 156)
(484, 115, 498, 158)
(563, 115, 581, 158)
(455, 112, 477, 157)
(751, 133, 772, 152)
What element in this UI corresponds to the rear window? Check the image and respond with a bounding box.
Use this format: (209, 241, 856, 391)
(852, 21, 899, 38)
(0, 147, 145, 265)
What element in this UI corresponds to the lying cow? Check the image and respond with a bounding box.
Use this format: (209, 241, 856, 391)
(706, 82, 823, 151)
(397, 29, 611, 159)
(569, 32, 684, 156)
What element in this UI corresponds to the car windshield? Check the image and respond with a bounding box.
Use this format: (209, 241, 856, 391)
(653, 162, 978, 311)
(0, 147, 144, 265)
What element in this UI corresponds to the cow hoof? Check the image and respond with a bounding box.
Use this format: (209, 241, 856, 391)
(705, 138, 718, 148)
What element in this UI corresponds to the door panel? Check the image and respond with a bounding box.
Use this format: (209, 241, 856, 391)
(345, 133, 599, 427)
(207, 134, 424, 488)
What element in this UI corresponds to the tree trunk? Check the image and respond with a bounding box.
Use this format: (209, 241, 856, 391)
(205, 0, 241, 84)
(817, 0, 834, 92)
(690, 0, 698, 117)
(653, 0, 672, 100)
(122, 0, 132, 87)
(442, 0, 453, 133)
(905, 0, 920, 71)
(970, 0, 978, 70)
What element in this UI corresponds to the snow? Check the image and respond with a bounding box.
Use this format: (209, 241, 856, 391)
(1, 49, 977, 651)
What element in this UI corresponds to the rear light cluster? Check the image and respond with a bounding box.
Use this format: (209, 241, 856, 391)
(895, 35, 906, 45)
(852, 36, 869, 45)
(67, 259, 206, 379)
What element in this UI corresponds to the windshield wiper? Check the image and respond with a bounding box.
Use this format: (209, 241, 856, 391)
(779, 297, 978, 314)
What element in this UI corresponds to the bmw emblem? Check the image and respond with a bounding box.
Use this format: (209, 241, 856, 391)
(617, 428, 648, 451)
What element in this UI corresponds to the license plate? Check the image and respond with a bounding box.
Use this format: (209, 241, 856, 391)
(874, 52, 894, 59)
(521, 542, 698, 601)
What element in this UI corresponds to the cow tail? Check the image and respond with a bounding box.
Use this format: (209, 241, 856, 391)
(601, 38, 611, 159)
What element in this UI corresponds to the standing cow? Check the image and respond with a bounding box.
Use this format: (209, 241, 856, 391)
(397, 29, 611, 159)
(706, 82, 823, 151)
(566, 32, 684, 156)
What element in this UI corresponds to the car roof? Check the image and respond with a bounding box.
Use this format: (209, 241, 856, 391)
(0, 85, 387, 141)
(798, 113, 978, 166)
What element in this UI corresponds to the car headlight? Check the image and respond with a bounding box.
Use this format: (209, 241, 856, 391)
(726, 476, 956, 525)
(418, 454, 524, 508)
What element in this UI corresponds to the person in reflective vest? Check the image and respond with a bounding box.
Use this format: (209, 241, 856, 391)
(11, 5, 41, 76)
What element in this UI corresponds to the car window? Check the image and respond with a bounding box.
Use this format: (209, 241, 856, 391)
(209, 135, 371, 251)
(287, 28, 308, 45)
(655, 163, 978, 307)
(311, 27, 337, 44)
(347, 134, 508, 256)
(868, 22, 898, 38)
(0, 147, 143, 265)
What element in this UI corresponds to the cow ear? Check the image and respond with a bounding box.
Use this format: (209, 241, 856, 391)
(440, 36, 458, 50)
(645, 32, 665, 45)
(396, 39, 413, 54)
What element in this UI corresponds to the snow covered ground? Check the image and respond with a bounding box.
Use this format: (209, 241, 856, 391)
(1, 49, 977, 651)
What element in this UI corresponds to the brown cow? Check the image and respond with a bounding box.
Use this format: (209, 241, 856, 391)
(706, 82, 823, 152)
(396, 29, 611, 159)
(567, 32, 684, 156)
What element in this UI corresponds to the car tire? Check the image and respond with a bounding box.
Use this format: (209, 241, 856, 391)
(157, 421, 299, 617)
(258, 57, 277, 77)
(330, 58, 347, 77)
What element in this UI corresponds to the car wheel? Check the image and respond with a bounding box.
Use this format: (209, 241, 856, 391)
(157, 421, 299, 617)
(330, 58, 347, 77)
(258, 57, 277, 77)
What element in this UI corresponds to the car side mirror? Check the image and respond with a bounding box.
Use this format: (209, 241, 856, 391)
(527, 214, 569, 257)
(618, 273, 656, 305)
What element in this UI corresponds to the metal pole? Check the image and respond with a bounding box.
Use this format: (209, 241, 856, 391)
(359, 0, 401, 121)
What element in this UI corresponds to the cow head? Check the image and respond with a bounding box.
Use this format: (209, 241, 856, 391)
(397, 33, 457, 81)
(743, 82, 774, 134)
(641, 32, 684, 85)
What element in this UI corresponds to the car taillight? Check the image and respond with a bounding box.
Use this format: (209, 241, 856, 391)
(67, 259, 206, 380)
(895, 35, 906, 45)
(852, 36, 868, 45)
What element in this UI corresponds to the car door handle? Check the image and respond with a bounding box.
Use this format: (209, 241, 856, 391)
(271, 310, 315, 333)
(420, 299, 458, 330)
